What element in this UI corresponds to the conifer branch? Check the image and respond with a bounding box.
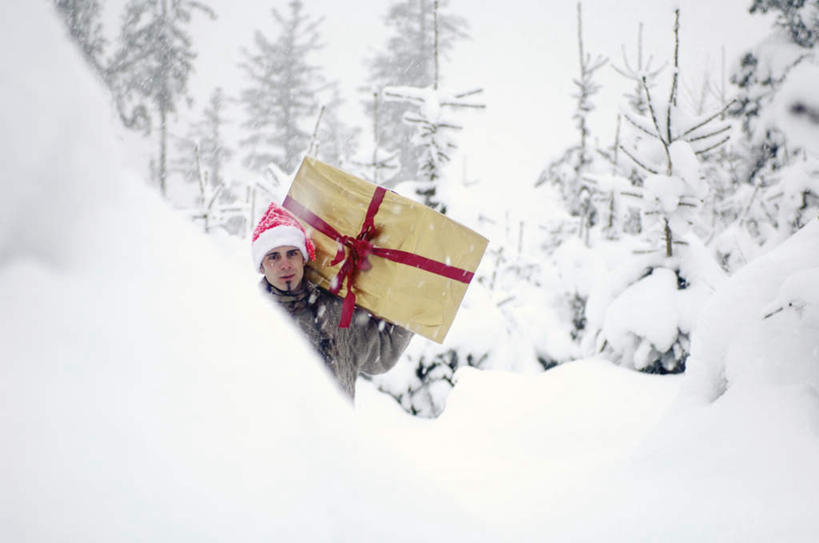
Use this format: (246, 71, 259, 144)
(307, 105, 326, 156)
(433, 0, 439, 90)
(642, 76, 672, 173)
(686, 123, 731, 143)
(667, 8, 680, 142)
(439, 102, 486, 109)
(622, 112, 656, 138)
(619, 144, 659, 175)
(694, 135, 730, 155)
(453, 88, 484, 99)
(678, 99, 737, 140)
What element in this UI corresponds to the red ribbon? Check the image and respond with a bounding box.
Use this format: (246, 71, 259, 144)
(283, 186, 475, 328)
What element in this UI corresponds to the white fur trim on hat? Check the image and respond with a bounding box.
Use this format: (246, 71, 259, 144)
(252, 225, 308, 272)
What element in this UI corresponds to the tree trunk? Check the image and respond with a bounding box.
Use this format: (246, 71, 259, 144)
(433, 0, 439, 90)
(159, 103, 167, 197)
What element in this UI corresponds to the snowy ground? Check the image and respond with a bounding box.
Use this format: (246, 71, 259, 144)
(3, 3, 819, 542)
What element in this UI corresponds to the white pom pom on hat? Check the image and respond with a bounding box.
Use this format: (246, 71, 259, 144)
(251, 201, 315, 272)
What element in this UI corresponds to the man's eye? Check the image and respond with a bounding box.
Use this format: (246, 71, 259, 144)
(268, 254, 279, 261)
(288, 250, 299, 258)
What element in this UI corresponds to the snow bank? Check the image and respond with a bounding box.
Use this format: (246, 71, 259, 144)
(687, 219, 819, 401)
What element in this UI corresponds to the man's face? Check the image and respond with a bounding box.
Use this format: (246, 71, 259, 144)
(261, 245, 305, 291)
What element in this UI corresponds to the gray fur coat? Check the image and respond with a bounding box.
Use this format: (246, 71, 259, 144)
(260, 278, 413, 399)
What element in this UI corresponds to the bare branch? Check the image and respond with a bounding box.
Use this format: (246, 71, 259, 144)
(620, 190, 643, 199)
(642, 76, 672, 173)
(613, 113, 621, 170)
(619, 144, 660, 175)
(642, 77, 667, 144)
(440, 102, 486, 109)
(307, 105, 326, 156)
(623, 112, 656, 138)
(694, 135, 730, 155)
(678, 99, 737, 140)
(382, 90, 425, 103)
(686, 123, 731, 143)
(611, 62, 636, 80)
(433, 0, 439, 90)
(453, 88, 484, 99)
(667, 8, 680, 142)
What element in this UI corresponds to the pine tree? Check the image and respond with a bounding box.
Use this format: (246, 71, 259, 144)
(108, 0, 216, 197)
(54, 0, 106, 72)
(612, 22, 666, 117)
(715, 0, 819, 252)
(313, 86, 360, 168)
(599, 9, 731, 374)
(175, 87, 232, 188)
(750, 0, 819, 47)
(382, 1, 483, 212)
(238, 0, 326, 174)
(570, 2, 608, 245)
(365, 0, 468, 182)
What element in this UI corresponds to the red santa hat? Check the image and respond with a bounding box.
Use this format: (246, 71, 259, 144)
(251, 201, 315, 272)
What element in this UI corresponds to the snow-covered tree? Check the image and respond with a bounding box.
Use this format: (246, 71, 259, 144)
(175, 87, 232, 188)
(617, 10, 732, 258)
(384, 85, 484, 213)
(179, 147, 248, 235)
(108, 0, 216, 197)
(750, 0, 819, 47)
(568, 3, 608, 244)
(365, 0, 468, 182)
(238, 0, 326, 174)
(612, 21, 666, 118)
(353, 90, 400, 185)
(593, 9, 732, 374)
(174, 87, 249, 235)
(54, 0, 106, 72)
(531, 3, 614, 358)
(312, 86, 360, 169)
(54, 0, 152, 132)
(726, 0, 819, 247)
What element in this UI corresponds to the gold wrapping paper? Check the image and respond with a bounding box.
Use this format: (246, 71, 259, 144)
(285, 157, 488, 343)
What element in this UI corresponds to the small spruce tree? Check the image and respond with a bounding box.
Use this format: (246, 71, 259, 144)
(238, 0, 326, 174)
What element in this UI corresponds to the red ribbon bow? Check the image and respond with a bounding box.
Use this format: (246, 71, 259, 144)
(328, 233, 376, 323)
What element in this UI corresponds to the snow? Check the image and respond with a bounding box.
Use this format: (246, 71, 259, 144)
(687, 219, 819, 403)
(603, 267, 680, 360)
(5, 2, 819, 542)
(771, 60, 819, 154)
(644, 173, 688, 214)
(748, 31, 818, 147)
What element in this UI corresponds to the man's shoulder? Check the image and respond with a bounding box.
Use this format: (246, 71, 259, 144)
(307, 280, 341, 308)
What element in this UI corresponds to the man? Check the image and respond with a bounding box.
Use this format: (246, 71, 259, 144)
(252, 201, 413, 399)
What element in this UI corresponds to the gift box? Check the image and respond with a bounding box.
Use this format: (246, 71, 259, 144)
(283, 157, 488, 343)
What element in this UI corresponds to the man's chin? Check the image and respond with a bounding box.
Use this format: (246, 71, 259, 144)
(274, 276, 302, 291)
